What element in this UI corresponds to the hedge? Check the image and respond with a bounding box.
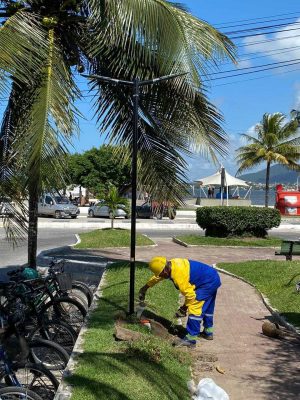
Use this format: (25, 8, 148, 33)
(196, 206, 281, 238)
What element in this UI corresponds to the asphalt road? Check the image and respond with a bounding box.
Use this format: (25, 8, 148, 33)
(1, 216, 300, 269)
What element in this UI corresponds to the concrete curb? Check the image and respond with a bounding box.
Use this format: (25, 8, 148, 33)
(71, 243, 158, 251)
(54, 271, 107, 400)
(214, 265, 300, 335)
(172, 237, 279, 250)
(36, 221, 200, 230)
(74, 234, 81, 246)
(71, 233, 157, 250)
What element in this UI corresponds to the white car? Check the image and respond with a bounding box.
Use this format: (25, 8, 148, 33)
(88, 202, 129, 218)
(38, 194, 80, 219)
(0, 198, 14, 216)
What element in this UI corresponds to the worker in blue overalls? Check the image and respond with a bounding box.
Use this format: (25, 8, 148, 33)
(139, 257, 221, 348)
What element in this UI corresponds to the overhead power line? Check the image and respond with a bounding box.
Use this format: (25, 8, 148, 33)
(226, 44, 300, 62)
(204, 59, 300, 82)
(224, 20, 300, 35)
(218, 14, 300, 30)
(236, 33, 300, 48)
(215, 11, 300, 28)
(213, 65, 300, 87)
(229, 25, 300, 40)
(216, 45, 300, 69)
(207, 57, 300, 76)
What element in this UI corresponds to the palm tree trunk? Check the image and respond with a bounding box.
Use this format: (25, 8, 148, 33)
(28, 185, 39, 268)
(265, 161, 271, 207)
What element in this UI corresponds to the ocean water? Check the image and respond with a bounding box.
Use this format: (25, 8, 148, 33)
(241, 189, 275, 206)
(191, 188, 276, 206)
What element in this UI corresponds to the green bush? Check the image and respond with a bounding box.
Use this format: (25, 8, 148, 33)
(196, 206, 281, 238)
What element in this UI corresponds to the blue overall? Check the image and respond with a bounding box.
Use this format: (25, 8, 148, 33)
(187, 260, 221, 338)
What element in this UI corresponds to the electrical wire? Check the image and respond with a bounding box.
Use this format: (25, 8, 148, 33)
(221, 45, 300, 65)
(237, 33, 300, 47)
(213, 65, 300, 87)
(207, 57, 300, 76)
(229, 26, 300, 40)
(78, 58, 300, 94)
(204, 59, 300, 81)
(215, 11, 300, 29)
(224, 21, 300, 36)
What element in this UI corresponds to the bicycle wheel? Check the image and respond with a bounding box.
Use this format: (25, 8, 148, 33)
(40, 297, 86, 333)
(28, 338, 69, 372)
(1, 362, 58, 400)
(66, 289, 89, 311)
(29, 320, 77, 354)
(72, 281, 93, 307)
(0, 386, 43, 399)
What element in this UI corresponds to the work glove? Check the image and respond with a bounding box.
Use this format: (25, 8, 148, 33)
(174, 305, 188, 318)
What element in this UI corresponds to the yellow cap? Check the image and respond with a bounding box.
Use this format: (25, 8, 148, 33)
(149, 257, 167, 276)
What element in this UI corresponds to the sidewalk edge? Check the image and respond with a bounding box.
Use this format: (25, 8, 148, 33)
(214, 265, 300, 335)
(53, 271, 107, 400)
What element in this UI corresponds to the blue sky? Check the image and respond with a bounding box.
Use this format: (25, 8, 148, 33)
(72, 1, 300, 180)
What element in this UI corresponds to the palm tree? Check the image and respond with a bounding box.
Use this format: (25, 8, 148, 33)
(102, 185, 129, 229)
(291, 109, 300, 126)
(0, 0, 236, 266)
(236, 113, 300, 207)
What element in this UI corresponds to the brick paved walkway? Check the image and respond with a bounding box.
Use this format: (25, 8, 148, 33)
(87, 239, 300, 399)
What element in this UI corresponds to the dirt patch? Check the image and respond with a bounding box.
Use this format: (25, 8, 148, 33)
(191, 351, 219, 381)
(114, 322, 144, 341)
(193, 352, 218, 363)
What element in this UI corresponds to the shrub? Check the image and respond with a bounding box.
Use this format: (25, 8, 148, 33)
(196, 206, 281, 238)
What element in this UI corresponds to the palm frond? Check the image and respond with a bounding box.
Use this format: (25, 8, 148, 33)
(90, 73, 228, 203)
(88, 0, 236, 88)
(0, 11, 48, 87)
(14, 28, 80, 193)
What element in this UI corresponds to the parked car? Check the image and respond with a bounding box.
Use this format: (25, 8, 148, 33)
(38, 194, 80, 219)
(0, 198, 14, 216)
(136, 202, 176, 219)
(88, 202, 129, 218)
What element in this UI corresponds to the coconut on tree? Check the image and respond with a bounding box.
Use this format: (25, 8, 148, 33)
(0, 0, 236, 267)
(236, 112, 300, 207)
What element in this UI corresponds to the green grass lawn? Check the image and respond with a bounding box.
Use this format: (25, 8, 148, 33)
(175, 235, 282, 247)
(219, 260, 300, 327)
(75, 228, 154, 249)
(69, 262, 191, 400)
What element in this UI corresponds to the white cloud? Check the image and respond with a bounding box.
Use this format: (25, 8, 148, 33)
(246, 124, 256, 134)
(243, 18, 300, 62)
(236, 59, 252, 69)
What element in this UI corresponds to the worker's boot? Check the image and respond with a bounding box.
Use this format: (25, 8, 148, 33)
(173, 335, 197, 348)
(199, 332, 214, 340)
(199, 328, 214, 340)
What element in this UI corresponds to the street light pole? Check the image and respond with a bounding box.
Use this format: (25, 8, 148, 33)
(83, 72, 187, 314)
(129, 78, 139, 313)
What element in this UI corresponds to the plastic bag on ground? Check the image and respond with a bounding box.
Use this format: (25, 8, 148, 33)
(194, 378, 229, 400)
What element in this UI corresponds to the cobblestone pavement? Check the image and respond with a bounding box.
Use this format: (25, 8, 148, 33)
(87, 239, 300, 400)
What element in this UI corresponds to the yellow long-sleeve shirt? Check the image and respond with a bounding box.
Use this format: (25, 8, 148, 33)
(146, 258, 201, 314)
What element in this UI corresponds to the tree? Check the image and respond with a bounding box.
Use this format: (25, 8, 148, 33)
(67, 146, 131, 194)
(102, 185, 129, 229)
(0, 0, 236, 266)
(236, 113, 300, 207)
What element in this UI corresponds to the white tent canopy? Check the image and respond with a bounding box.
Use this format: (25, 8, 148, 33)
(195, 169, 249, 187)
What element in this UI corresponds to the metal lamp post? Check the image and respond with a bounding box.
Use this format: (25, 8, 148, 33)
(84, 72, 187, 314)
